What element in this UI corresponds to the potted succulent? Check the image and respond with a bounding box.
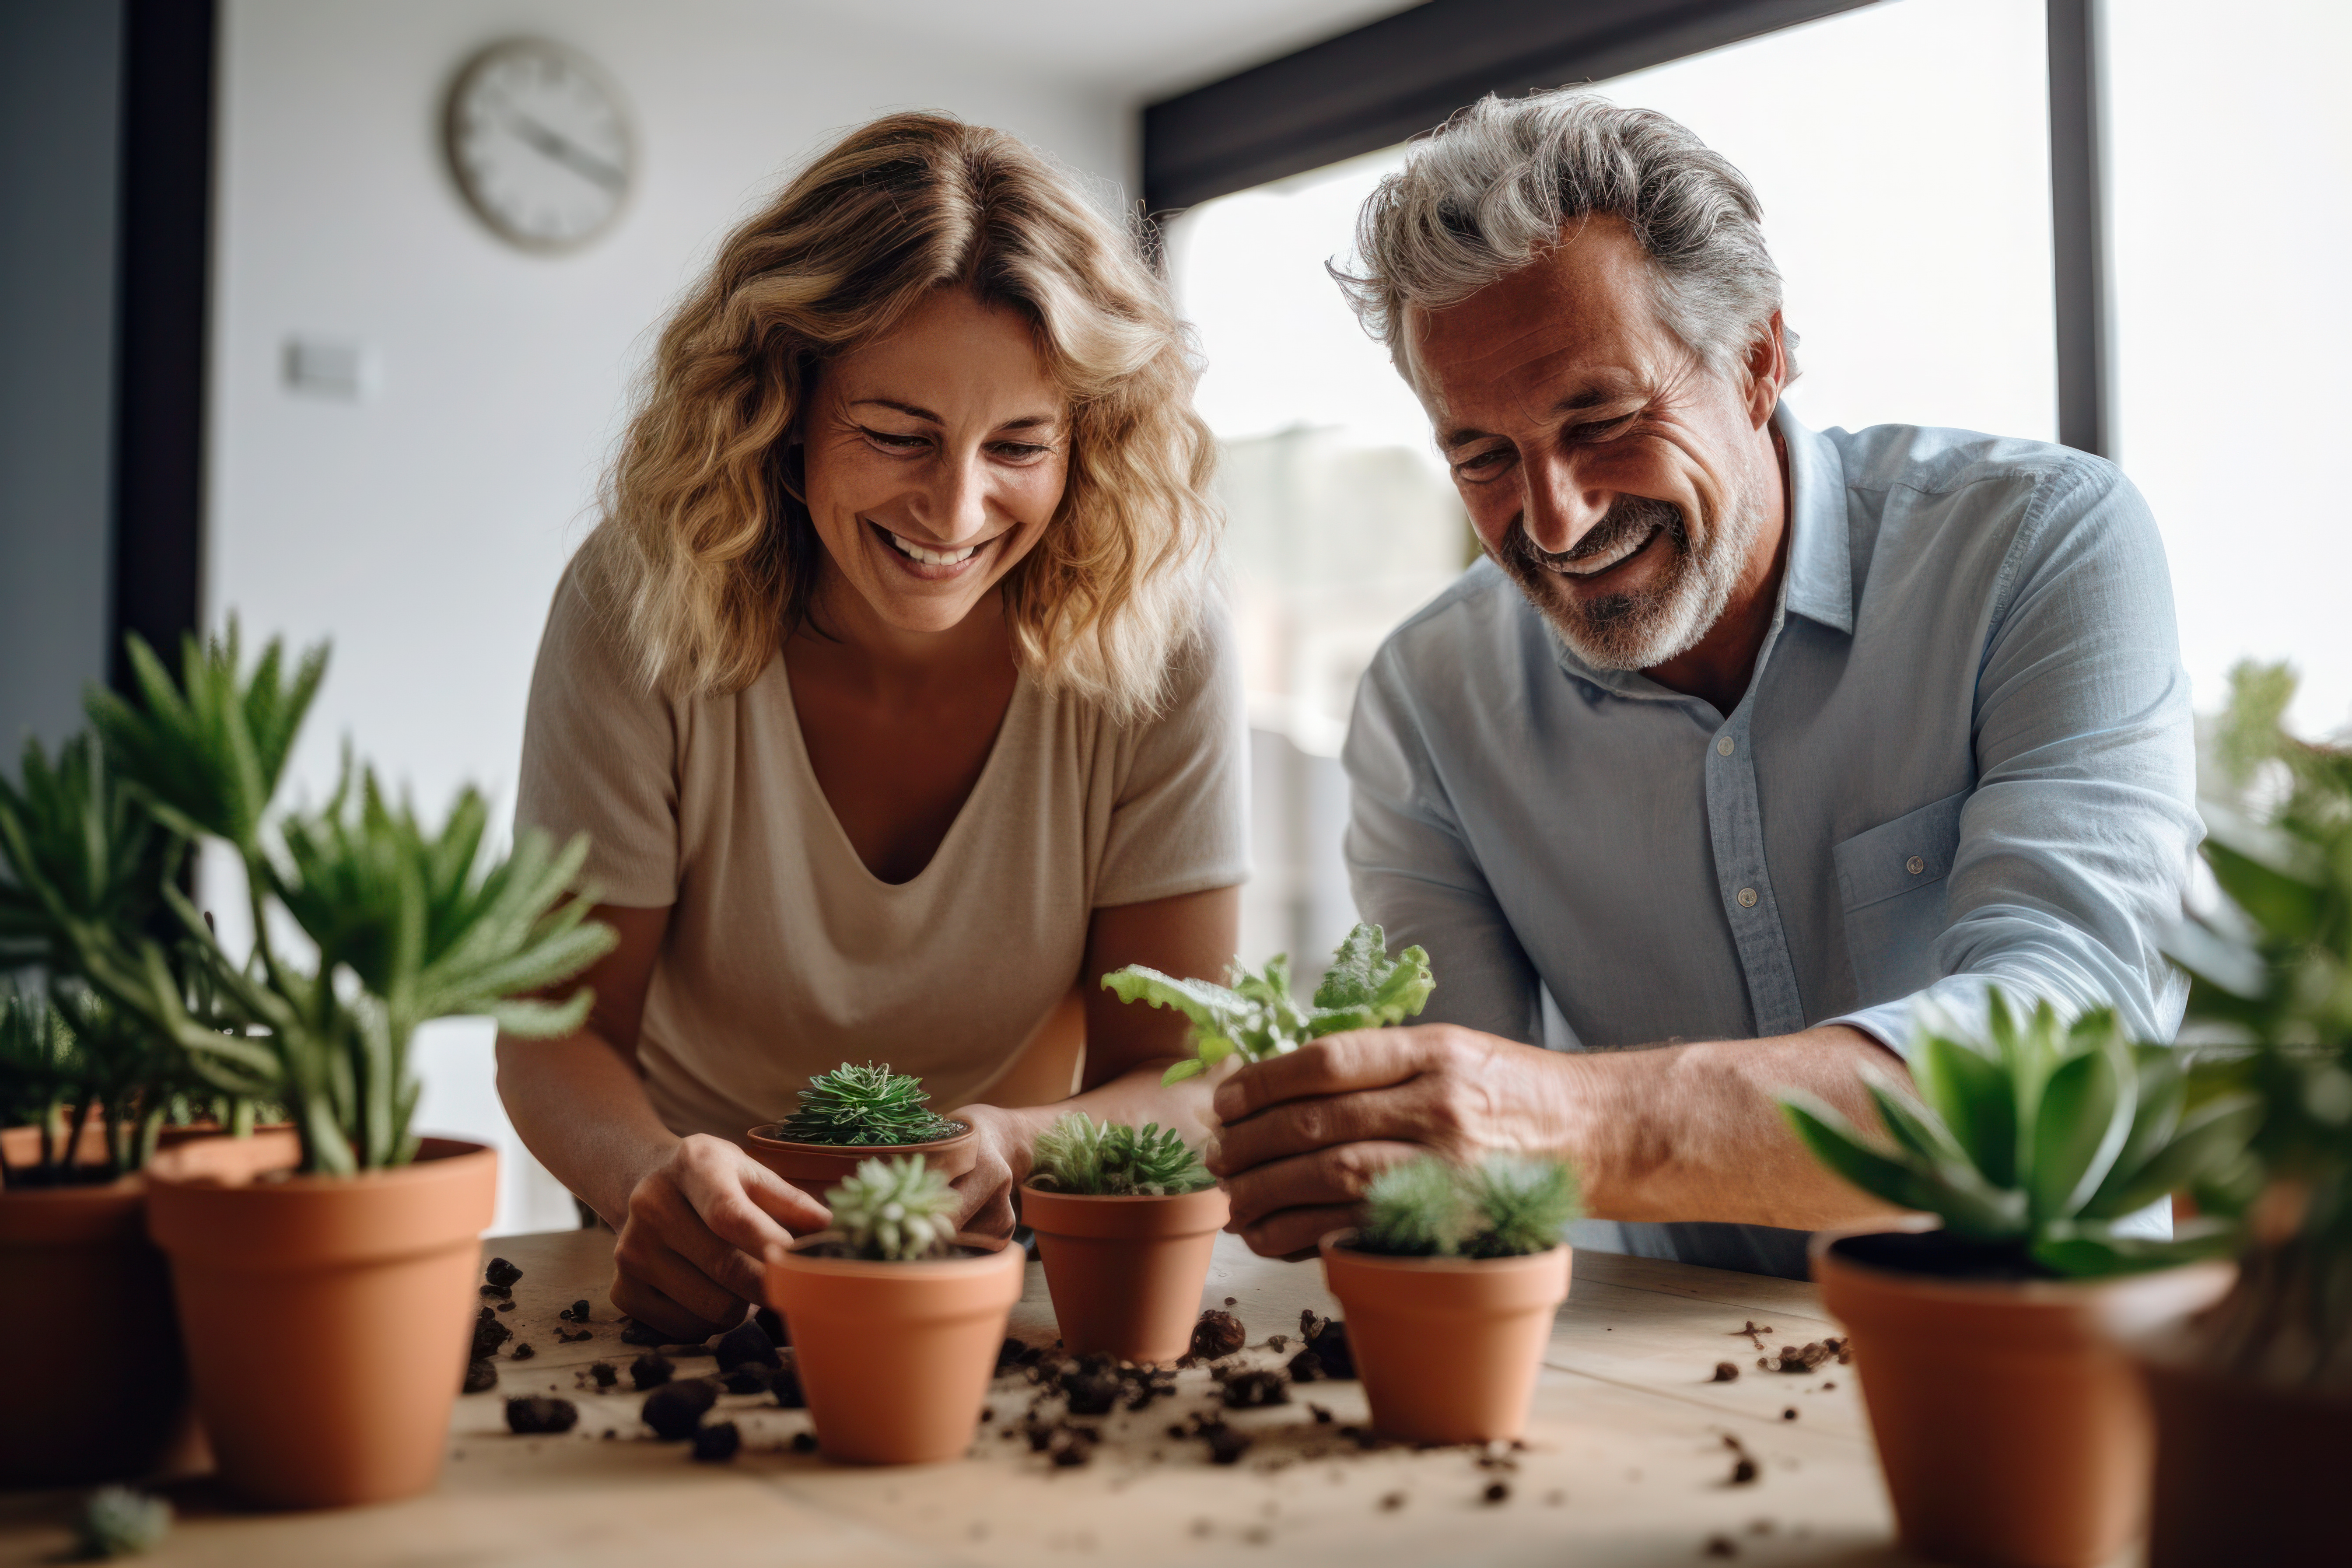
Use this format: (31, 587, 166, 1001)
(28, 626, 615, 1509)
(1021, 1111, 1225, 1362)
(765, 1154, 1024, 1463)
(1784, 995, 2247, 1568)
(1315, 1152, 1577, 1444)
(2134, 662, 2352, 1566)
(746, 1061, 976, 1191)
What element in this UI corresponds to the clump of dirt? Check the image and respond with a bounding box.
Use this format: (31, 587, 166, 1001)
(1182, 1309, 1246, 1365)
(481, 1257, 522, 1298)
(722, 1364, 774, 1396)
(557, 1299, 592, 1323)
(621, 1320, 712, 1351)
(1020, 1409, 1102, 1467)
(462, 1358, 498, 1394)
(1782, 1408, 1798, 1421)
(504, 1396, 578, 1435)
(630, 1354, 675, 1390)
(770, 1363, 805, 1409)
(1482, 1481, 1510, 1505)
(754, 1306, 789, 1347)
(714, 1318, 781, 1374)
(1378, 1491, 1405, 1511)
(1758, 1338, 1848, 1374)
(1705, 1534, 1740, 1558)
(1722, 1434, 1759, 1486)
(1307, 1403, 1334, 1424)
(1213, 1365, 1289, 1410)
(1289, 1313, 1354, 1381)
(1164, 1407, 1252, 1465)
(1729, 1320, 1773, 1351)
(995, 1337, 1045, 1375)
(509, 1342, 535, 1361)
(589, 1361, 619, 1390)
(642, 1378, 719, 1440)
(790, 1431, 817, 1454)
(1711, 1362, 1740, 1382)
(556, 1327, 592, 1344)
(471, 1307, 513, 1361)
(494, 1299, 516, 1313)
(691, 1421, 741, 1462)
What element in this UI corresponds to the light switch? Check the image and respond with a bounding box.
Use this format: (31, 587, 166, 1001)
(282, 337, 375, 400)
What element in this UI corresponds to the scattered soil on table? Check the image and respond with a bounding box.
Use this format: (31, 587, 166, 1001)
(1711, 1362, 1740, 1382)
(1705, 1533, 1740, 1557)
(1729, 1321, 1773, 1352)
(1293, 1312, 1354, 1379)
(495, 1299, 516, 1312)
(790, 1431, 817, 1453)
(721, 1363, 773, 1396)
(691, 1421, 741, 1462)
(485, 1256, 523, 1290)
(1722, 1435, 1759, 1486)
(1379, 1491, 1405, 1511)
(620, 1320, 712, 1351)
(714, 1318, 782, 1373)
(1181, 1309, 1246, 1365)
(754, 1306, 789, 1346)
(462, 1358, 498, 1394)
(1213, 1365, 1289, 1410)
(556, 1327, 592, 1344)
(630, 1354, 675, 1390)
(642, 1378, 719, 1440)
(1483, 1481, 1510, 1504)
(1307, 1404, 1333, 1424)
(589, 1362, 619, 1390)
(557, 1299, 593, 1323)
(471, 1308, 514, 1360)
(504, 1396, 578, 1435)
(509, 1343, 535, 1361)
(1757, 1338, 1848, 1374)
(770, 1363, 805, 1409)
(996, 1336, 1045, 1374)
(1782, 1408, 1797, 1421)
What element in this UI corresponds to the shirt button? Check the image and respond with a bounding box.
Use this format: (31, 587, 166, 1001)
(1906, 855, 1926, 875)
(1736, 887, 1758, 908)
(1716, 736, 1735, 756)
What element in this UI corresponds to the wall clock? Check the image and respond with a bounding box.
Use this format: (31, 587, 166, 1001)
(444, 38, 634, 252)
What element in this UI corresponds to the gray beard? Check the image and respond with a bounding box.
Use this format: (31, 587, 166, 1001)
(1494, 476, 1765, 672)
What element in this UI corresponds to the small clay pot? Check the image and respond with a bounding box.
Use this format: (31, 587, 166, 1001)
(145, 1130, 497, 1508)
(765, 1231, 1024, 1464)
(1317, 1230, 1571, 1445)
(1022, 1183, 1229, 1363)
(2139, 1341, 2352, 1568)
(0, 1125, 188, 1487)
(743, 1123, 976, 1194)
(1814, 1228, 2233, 1568)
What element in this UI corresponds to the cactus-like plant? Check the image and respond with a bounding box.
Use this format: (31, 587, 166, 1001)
(1103, 922, 1435, 1086)
(777, 1062, 962, 1147)
(1781, 991, 2254, 1277)
(73, 1485, 171, 1558)
(1027, 1111, 1213, 1197)
(1354, 1152, 1580, 1258)
(827, 1154, 960, 1261)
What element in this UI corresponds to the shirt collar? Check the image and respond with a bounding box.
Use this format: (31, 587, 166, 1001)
(1776, 401, 1854, 635)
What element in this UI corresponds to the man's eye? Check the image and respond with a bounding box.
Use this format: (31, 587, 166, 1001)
(1567, 416, 1635, 444)
(1453, 448, 1513, 477)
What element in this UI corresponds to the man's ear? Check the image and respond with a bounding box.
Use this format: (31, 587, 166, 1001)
(1742, 311, 1789, 430)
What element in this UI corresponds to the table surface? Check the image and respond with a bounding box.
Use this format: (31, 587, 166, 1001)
(1, 1228, 1931, 1567)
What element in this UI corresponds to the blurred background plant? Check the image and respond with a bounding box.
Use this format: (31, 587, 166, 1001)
(826, 1154, 960, 1261)
(1354, 1152, 1580, 1259)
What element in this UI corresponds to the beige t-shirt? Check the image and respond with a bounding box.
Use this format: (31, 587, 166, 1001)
(514, 564, 1250, 1141)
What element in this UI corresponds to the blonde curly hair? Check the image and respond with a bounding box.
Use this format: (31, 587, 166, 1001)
(581, 112, 1219, 721)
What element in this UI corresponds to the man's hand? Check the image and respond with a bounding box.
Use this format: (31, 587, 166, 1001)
(945, 1103, 1030, 1241)
(1205, 1024, 1567, 1258)
(609, 1134, 831, 1340)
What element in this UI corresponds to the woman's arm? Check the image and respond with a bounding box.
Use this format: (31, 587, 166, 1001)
(947, 884, 1239, 1233)
(496, 904, 828, 1340)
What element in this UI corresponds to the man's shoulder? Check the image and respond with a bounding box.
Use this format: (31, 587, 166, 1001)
(1829, 421, 2123, 509)
(1365, 559, 1544, 690)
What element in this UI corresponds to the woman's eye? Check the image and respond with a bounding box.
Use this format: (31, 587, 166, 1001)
(990, 441, 1051, 461)
(861, 427, 929, 451)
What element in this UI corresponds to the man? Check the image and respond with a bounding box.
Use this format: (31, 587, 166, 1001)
(1206, 93, 2198, 1277)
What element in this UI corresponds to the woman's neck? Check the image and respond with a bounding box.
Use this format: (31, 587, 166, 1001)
(789, 562, 1015, 703)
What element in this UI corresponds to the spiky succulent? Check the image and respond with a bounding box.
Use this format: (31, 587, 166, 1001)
(827, 1154, 960, 1261)
(1104, 922, 1435, 1087)
(1027, 1111, 1213, 1197)
(1355, 1152, 1579, 1258)
(778, 1062, 962, 1147)
(1783, 991, 2254, 1277)
(73, 1486, 171, 1559)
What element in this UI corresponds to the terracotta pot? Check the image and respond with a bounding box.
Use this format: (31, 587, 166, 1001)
(2139, 1344, 2352, 1568)
(0, 1125, 187, 1488)
(765, 1232, 1024, 1464)
(1022, 1183, 1229, 1363)
(743, 1123, 976, 1194)
(1317, 1231, 1571, 1445)
(145, 1130, 496, 1508)
(1813, 1229, 2233, 1568)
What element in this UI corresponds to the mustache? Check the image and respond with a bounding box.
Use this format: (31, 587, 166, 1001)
(1500, 496, 1686, 573)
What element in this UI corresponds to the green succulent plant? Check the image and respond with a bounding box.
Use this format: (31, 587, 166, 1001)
(1781, 991, 2254, 1277)
(777, 1062, 962, 1147)
(72, 1486, 171, 1559)
(827, 1154, 960, 1261)
(1027, 1111, 1213, 1197)
(1355, 1152, 1580, 1258)
(1103, 922, 1435, 1087)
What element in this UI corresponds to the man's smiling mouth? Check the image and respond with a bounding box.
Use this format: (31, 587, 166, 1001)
(872, 520, 982, 567)
(1545, 522, 1663, 579)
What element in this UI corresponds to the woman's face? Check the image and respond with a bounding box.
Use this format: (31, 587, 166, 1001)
(801, 288, 1070, 637)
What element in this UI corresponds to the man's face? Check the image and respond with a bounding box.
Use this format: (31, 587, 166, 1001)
(1412, 219, 1776, 671)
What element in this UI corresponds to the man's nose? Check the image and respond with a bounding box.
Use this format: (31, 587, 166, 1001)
(1521, 452, 1612, 556)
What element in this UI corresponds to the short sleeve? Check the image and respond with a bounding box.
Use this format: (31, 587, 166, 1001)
(514, 563, 682, 907)
(1092, 602, 1251, 907)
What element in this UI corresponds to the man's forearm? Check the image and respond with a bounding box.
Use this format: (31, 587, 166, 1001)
(1551, 1024, 1909, 1230)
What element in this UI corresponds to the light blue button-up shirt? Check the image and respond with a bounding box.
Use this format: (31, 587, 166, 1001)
(1342, 406, 2200, 1277)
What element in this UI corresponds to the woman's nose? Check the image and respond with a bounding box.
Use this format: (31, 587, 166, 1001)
(917, 453, 995, 546)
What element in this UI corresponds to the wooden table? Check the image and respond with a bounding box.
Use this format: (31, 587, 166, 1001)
(1, 1229, 1918, 1566)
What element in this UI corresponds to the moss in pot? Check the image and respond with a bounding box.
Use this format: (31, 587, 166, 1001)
(1022, 1112, 1226, 1363)
(1784, 993, 2246, 1568)
(765, 1154, 1024, 1464)
(746, 1062, 976, 1189)
(1318, 1152, 1578, 1446)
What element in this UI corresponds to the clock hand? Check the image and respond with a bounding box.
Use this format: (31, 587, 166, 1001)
(505, 113, 626, 192)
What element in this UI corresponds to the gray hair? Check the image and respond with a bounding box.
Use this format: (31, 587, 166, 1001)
(1334, 92, 1793, 391)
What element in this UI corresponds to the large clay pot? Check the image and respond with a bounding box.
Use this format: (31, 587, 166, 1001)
(1022, 1183, 1228, 1363)
(1317, 1231, 1571, 1445)
(744, 1123, 976, 1194)
(0, 1126, 187, 1488)
(1813, 1229, 2233, 1568)
(765, 1232, 1024, 1464)
(2139, 1344, 2352, 1568)
(145, 1130, 496, 1508)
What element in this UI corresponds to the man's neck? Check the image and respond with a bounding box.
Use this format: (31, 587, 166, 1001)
(1642, 424, 1792, 718)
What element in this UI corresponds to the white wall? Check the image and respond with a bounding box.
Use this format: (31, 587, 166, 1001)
(206, 0, 1132, 1232)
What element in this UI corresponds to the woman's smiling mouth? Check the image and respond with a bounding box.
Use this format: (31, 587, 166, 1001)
(870, 519, 986, 575)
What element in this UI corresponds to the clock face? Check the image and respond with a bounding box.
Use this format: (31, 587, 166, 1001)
(444, 39, 634, 252)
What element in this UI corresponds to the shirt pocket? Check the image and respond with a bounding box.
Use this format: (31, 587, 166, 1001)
(1832, 788, 1967, 1008)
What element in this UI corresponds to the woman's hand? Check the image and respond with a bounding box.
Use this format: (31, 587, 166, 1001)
(945, 1102, 1034, 1241)
(609, 1134, 832, 1341)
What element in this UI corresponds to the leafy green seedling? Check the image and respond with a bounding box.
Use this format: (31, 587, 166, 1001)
(777, 1062, 962, 1147)
(74, 1486, 171, 1559)
(1354, 1152, 1580, 1258)
(1103, 922, 1434, 1087)
(827, 1154, 960, 1261)
(1782, 990, 2255, 1277)
(1027, 1111, 1213, 1197)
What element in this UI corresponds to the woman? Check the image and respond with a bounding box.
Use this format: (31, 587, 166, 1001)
(500, 114, 1246, 1340)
